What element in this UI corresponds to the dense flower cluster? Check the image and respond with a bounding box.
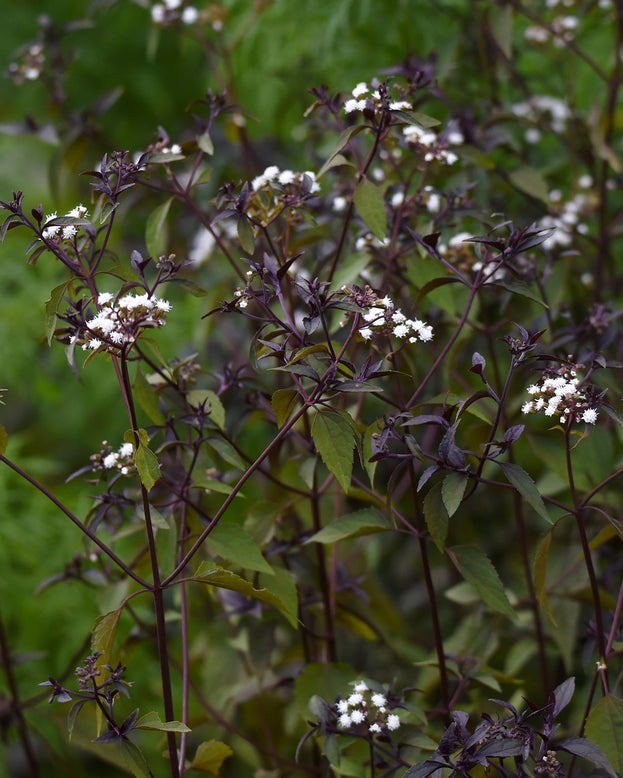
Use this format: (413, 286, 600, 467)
(42, 204, 89, 242)
(91, 440, 135, 476)
(342, 284, 433, 344)
(537, 186, 591, 250)
(402, 124, 462, 165)
(251, 165, 320, 193)
(511, 95, 570, 136)
(344, 81, 413, 115)
(74, 291, 172, 352)
(8, 42, 44, 84)
(521, 366, 599, 424)
(334, 681, 400, 735)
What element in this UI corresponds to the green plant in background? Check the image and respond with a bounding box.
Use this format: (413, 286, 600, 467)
(1, 1, 623, 777)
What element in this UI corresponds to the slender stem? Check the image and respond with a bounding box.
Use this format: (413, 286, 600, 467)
(0, 609, 39, 777)
(117, 353, 180, 778)
(0, 453, 148, 587)
(405, 284, 478, 409)
(564, 429, 608, 685)
(409, 463, 450, 722)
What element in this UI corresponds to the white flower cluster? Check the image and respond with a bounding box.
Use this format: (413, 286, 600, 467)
(42, 204, 89, 242)
(537, 188, 591, 250)
(511, 95, 570, 135)
(92, 440, 135, 476)
(251, 165, 320, 193)
(76, 291, 172, 352)
(402, 125, 462, 165)
(8, 43, 44, 84)
(525, 14, 579, 47)
(151, 0, 200, 25)
(344, 81, 413, 115)
(334, 681, 400, 735)
(343, 286, 433, 344)
(521, 367, 599, 425)
(438, 232, 506, 283)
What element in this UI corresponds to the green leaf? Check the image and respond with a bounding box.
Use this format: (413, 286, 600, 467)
(208, 523, 274, 575)
(206, 437, 246, 470)
(194, 565, 297, 626)
(286, 343, 331, 366)
(312, 409, 355, 493)
(133, 369, 165, 425)
(317, 125, 366, 179)
(500, 462, 551, 524)
(533, 529, 557, 625)
(0, 424, 7, 456)
(145, 197, 173, 259)
(197, 129, 214, 155)
(585, 696, 623, 775)
(423, 482, 449, 553)
(507, 167, 550, 204)
(118, 739, 152, 778)
(91, 608, 122, 667)
(271, 388, 299, 428)
(393, 110, 441, 128)
(441, 471, 468, 518)
(45, 280, 72, 346)
(188, 740, 234, 774)
(135, 711, 191, 733)
(237, 216, 255, 255)
(353, 178, 387, 241)
(187, 390, 225, 428)
(447, 545, 516, 619)
(306, 509, 389, 543)
(489, 3, 512, 59)
(330, 252, 372, 291)
(558, 737, 615, 776)
(67, 700, 87, 740)
(136, 442, 161, 491)
(258, 566, 298, 622)
(491, 279, 549, 308)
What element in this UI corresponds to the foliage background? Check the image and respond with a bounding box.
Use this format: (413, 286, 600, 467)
(0, 1, 622, 776)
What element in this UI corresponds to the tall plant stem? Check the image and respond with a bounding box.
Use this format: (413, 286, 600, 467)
(409, 464, 450, 722)
(405, 284, 478, 409)
(0, 609, 39, 777)
(511, 490, 549, 692)
(564, 431, 608, 682)
(117, 354, 180, 778)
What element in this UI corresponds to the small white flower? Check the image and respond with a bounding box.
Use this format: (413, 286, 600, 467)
(337, 699, 350, 714)
(181, 6, 199, 24)
(369, 723, 382, 733)
(371, 693, 387, 707)
(393, 323, 409, 339)
(354, 681, 368, 693)
(98, 292, 114, 306)
(389, 100, 413, 111)
(350, 709, 365, 724)
(363, 307, 385, 323)
(522, 402, 534, 414)
(347, 693, 364, 707)
(352, 82, 369, 98)
(333, 196, 347, 212)
(359, 327, 373, 340)
(338, 713, 352, 728)
(386, 714, 400, 731)
(582, 408, 598, 424)
(103, 453, 118, 469)
(278, 170, 296, 185)
(119, 442, 134, 458)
